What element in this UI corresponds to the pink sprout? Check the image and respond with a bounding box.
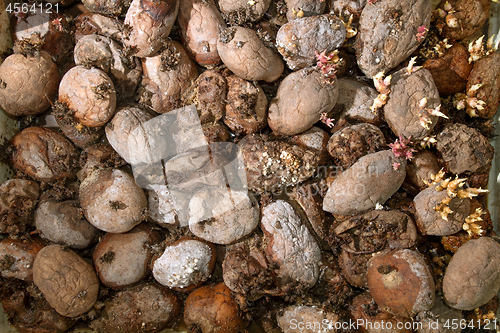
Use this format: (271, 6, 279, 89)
(416, 25, 428, 42)
(315, 50, 338, 82)
(389, 135, 416, 160)
(320, 113, 335, 128)
(367, 0, 378, 4)
(393, 162, 401, 170)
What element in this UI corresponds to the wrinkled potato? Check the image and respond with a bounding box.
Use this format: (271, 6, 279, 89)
(178, 0, 226, 67)
(465, 53, 500, 118)
(330, 0, 366, 19)
(290, 127, 330, 165)
(0, 238, 44, 281)
(435, 0, 490, 41)
(268, 67, 338, 136)
(58, 65, 117, 127)
(79, 168, 147, 233)
(443, 237, 500, 310)
(0, 51, 59, 117)
(78, 142, 126, 182)
(123, 0, 179, 58)
(35, 200, 99, 249)
(0, 179, 40, 235)
(217, 26, 284, 82)
(33, 244, 100, 317)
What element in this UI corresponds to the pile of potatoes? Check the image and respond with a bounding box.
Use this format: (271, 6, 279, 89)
(0, 0, 499, 332)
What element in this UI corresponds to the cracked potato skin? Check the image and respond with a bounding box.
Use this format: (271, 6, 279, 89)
(33, 244, 99, 318)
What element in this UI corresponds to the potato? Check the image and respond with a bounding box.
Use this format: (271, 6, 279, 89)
(0, 51, 59, 117)
(53, 109, 104, 149)
(465, 53, 500, 118)
(58, 65, 117, 128)
(276, 14, 346, 70)
(0, 179, 40, 235)
(406, 150, 441, 189)
(384, 67, 440, 140)
(75, 13, 125, 42)
(435, 0, 490, 41)
(223, 74, 267, 135)
(93, 223, 161, 289)
(196, 69, 227, 124)
(10, 127, 80, 183)
(123, 0, 179, 58)
(140, 41, 199, 114)
(417, 297, 463, 333)
(436, 123, 494, 174)
(177, 0, 226, 67)
(77, 142, 126, 181)
(147, 185, 178, 227)
(330, 0, 366, 19)
(323, 150, 406, 216)
(79, 168, 148, 233)
(277, 305, 341, 333)
(35, 200, 100, 249)
(284, 0, 326, 21)
(81, 0, 128, 16)
(355, 0, 431, 77)
(218, 0, 272, 22)
(268, 67, 338, 136)
(367, 249, 435, 317)
(217, 26, 284, 82)
(0, 238, 44, 281)
(33, 244, 100, 317)
(290, 126, 330, 165)
(90, 282, 180, 333)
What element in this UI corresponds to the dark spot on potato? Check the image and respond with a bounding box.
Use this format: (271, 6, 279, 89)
(0, 254, 15, 270)
(377, 265, 394, 274)
(109, 200, 127, 210)
(159, 42, 181, 71)
(91, 83, 113, 100)
(140, 0, 173, 22)
(0, 79, 6, 89)
(100, 251, 115, 264)
(219, 27, 237, 44)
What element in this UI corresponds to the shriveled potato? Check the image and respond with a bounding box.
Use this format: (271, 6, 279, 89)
(196, 69, 227, 124)
(123, 0, 179, 58)
(0, 51, 59, 116)
(10, 127, 79, 183)
(33, 244, 100, 317)
(223, 74, 268, 135)
(152, 238, 216, 290)
(218, 0, 272, 22)
(443, 237, 500, 310)
(261, 200, 322, 289)
(188, 188, 260, 244)
(140, 41, 199, 114)
(217, 26, 284, 82)
(284, 0, 326, 21)
(323, 150, 406, 216)
(367, 249, 435, 318)
(58, 65, 117, 127)
(178, 0, 226, 67)
(93, 223, 161, 289)
(90, 282, 180, 333)
(435, 0, 490, 41)
(355, 0, 431, 77)
(79, 168, 147, 233)
(0, 179, 40, 235)
(384, 67, 440, 140)
(53, 111, 104, 149)
(75, 13, 125, 42)
(276, 14, 346, 70)
(0, 238, 44, 281)
(465, 53, 500, 118)
(268, 67, 338, 136)
(35, 200, 99, 249)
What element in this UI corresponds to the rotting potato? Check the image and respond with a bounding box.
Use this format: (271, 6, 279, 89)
(277, 305, 341, 333)
(268, 67, 338, 136)
(284, 0, 326, 21)
(123, 0, 179, 58)
(177, 0, 226, 68)
(196, 69, 227, 124)
(0, 51, 59, 117)
(276, 14, 346, 70)
(93, 223, 161, 289)
(443, 237, 500, 311)
(355, 0, 431, 78)
(79, 168, 148, 233)
(52, 110, 104, 149)
(323, 150, 406, 216)
(90, 282, 180, 333)
(367, 249, 435, 318)
(0, 179, 40, 235)
(10, 127, 80, 183)
(384, 67, 441, 140)
(0, 238, 44, 281)
(58, 65, 117, 127)
(140, 41, 199, 114)
(218, 0, 272, 22)
(217, 26, 284, 83)
(435, 0, 490, 41)
(33, 244, 100, 317)
(35, 200, 100, 249)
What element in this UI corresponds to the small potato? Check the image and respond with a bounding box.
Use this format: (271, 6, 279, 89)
(276, 14, 346, 70)
(0, 179, 40, 235)
(35, 200, 100, 249)
(443, 237, 500, 310)
(178, 0, 226, 67)
(218, 0, 271, 22)
(323, 150, 406, 216)
(0, 238, 44, 281)
(58, 65, 117, 127)
(79, 168, 147, 233)
(284, 0, 326, 21)
(277, 305, 341, 333)
(465, 53, 500, 118)
(367, 249, 435, 318)
(268, 67, 338, 136)
(93, 223, 161, 289)
(223, 74, 267, 135)
(217, 26, 284, 83)
(10, 127, 80, 183)
(90, 282, 180, 333)
(406, 150, 441, 189)
(0, 51, 59, 117)
(330, 0, 366, 19)
(184, 283, 248, 333)
(33, 244, 100, 317)
(124, 0, 179, 58)
(140, 41, 199, 114)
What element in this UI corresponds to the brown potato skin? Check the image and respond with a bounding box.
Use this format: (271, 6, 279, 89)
(33, 244, 100, 318)
(197, 69, 227, 124)
(465, 53, 500, 118)
(0, 51, 59, 117)
(436, 0, 490, 41)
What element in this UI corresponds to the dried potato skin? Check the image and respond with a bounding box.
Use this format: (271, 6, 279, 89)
(33, 244, 99, 317)
(74, 13, 125, 42)
(436, 0, 490, 41)
(465, 53, 500, 118)
(355, 0, 431, 78)
(443, 237, 500, 310)
(0, 52, 59, 117)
